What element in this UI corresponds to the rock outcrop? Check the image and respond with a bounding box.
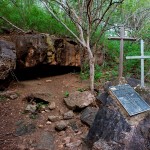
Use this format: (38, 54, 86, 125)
(0, 40, 16, 79)
(10, 34, 81, 69)
(86, 79, 150, 150)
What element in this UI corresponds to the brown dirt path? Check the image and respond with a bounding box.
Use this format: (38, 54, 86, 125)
(0, 73, 92, 150)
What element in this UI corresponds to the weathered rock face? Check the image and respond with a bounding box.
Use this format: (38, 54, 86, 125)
(54, 38, 80, 66)
(0, 40, 16, 79)
(10, 34, 81, 69)
(80, 107, 98, 127)
(11, 34, 52, 68)
(86, 82, 150, 150)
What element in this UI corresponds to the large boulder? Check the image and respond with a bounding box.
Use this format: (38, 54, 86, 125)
(10, 34, 81, 68)
(64, 91, 95, 110)
(86, 87, 150, 150)
(0, 40, 16, 79)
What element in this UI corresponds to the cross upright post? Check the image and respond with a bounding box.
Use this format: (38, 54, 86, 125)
(141, 40, 144, 87)
(126, 39, 150, 88)
(108, 26, 136, 79)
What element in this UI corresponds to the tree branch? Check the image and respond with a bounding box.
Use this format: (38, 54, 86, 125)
(0, 16, 25, 33)
(40, 0, 86, 47)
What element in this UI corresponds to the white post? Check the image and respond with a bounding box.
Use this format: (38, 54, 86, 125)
(141, 40, 144, 87)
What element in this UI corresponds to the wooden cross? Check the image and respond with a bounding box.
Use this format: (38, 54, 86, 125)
(126, 40, 150, 88)
(108, 26, 136, 79)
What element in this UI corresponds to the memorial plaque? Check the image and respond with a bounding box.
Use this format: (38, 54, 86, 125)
(109, 84, 150, 116)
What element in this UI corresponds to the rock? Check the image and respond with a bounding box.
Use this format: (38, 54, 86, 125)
(69, 120, 79, 133)
(54, 37, 81, 66)
(0, 91, 19, 100)
(86, 90, 150, 150)
(0, 40, 16, 79)
(46, 121, 52, 125)
(48, 115, 61, 122)
(63, 136, 71, 145)
(15, 123, 36, 136)
(58, 131, 66, 136)
(63, 110, 74, 120)
(55, 120, 68, 131)
(26, 93, 51, 103)
(126, 77, 140, 87)
(80, 107, 98, 127)
(92, 139, 111, 150)
(64, 91, 95, 110)
(66, 140, 82, 149)
(9, 34, 81, 68)
(46, 79, 52, 82)
(9, 93, 18, 100)
(38, 125, 44, 128)
(37, 131, 55, 150)
(103, 77, 141, 92)
(25, 104, 37, 113)
(49, 102, 56, 110)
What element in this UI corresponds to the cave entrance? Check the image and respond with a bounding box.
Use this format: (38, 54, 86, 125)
(14, 64, 81, 81)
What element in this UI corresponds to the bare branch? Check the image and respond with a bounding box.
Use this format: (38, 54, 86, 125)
(40, 0, 86, 47)
(0, 16, 25, 33)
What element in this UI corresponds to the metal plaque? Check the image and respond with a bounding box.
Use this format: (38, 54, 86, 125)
(109, 84, 150, 116)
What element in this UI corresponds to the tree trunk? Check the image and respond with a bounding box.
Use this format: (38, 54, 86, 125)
(88, 49, 95, 93)
(89, 57, 95, 93)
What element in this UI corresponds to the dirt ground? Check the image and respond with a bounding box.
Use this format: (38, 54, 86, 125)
(0, 73, 96, 150)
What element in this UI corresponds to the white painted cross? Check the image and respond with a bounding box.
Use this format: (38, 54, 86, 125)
(126, 39, 150, 87)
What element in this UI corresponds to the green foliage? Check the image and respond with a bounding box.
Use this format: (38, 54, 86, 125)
(0, 95, 7, 102)
(80, 64, 103, 82)
(77, 88, 85, 92)
(0, 0, 76, 36)
(64, 91, 69, 98)
(103, 38, 150, 79)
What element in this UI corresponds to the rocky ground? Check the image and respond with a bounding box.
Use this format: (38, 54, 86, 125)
(0, 73, 100, 150)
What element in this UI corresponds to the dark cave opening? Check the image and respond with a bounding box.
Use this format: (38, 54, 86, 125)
(14, 65, 81, 81)
(0, 65, 81, 91)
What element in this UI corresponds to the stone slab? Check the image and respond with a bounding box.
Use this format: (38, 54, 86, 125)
(109, 84, 150, 116)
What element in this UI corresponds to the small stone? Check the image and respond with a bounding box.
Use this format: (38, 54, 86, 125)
(46, 80, 52, 82)
(41, 111, 45, 113)
(75, 131, 82, 135)
(69, 121, 79, 133)
(58, 131, 66, 136)
(46, 121, 52, 125)
(63, 110, 74, 120)
(10, 94, 18, 100)
(66, 140, 82, 149)
(48, 115, 61, 122)
(55, 120, 67, 131)
(40, 105, 46, 111)
(48, 102, 56, 110)
(58, 144, 64, 149)
(63, 137, 71, 145)
(38, 125, 44, 128)
(45, 109, 50, 113)
(25, 104, 37, 113)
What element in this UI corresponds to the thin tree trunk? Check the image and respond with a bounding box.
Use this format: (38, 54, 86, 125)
(89, 57, 95, 93)
(87, 46, 95, 93)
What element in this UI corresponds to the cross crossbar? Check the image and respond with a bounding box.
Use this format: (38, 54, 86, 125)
(126, 56, 150, 59)
(108, 37, 136, 41)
